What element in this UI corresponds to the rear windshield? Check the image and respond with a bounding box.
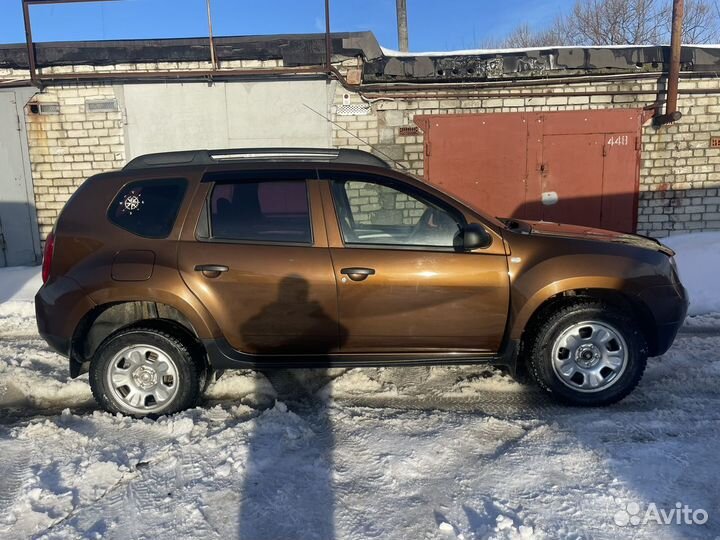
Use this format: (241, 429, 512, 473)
(108, 178, 187, 238)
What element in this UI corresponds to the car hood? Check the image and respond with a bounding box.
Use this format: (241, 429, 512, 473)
(509, 220, 675, 255)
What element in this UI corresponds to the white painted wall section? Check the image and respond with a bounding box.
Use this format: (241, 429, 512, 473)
(119, 80, 333, 159)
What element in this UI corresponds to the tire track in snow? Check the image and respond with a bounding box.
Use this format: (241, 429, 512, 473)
(0, 439, 31, 518)
(0, 334, 44, 341)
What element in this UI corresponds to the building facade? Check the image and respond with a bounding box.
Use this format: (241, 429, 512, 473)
(0, 32, 719, 265)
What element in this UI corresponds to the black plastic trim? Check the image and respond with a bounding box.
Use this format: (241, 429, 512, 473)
(203, 336, 519, 371)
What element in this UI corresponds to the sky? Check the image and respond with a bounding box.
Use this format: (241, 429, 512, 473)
(0, 0, 574, 52)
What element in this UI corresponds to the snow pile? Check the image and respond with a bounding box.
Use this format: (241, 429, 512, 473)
(664, 232, 720, 316)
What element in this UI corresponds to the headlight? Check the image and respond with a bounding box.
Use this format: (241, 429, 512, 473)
(669, 256, 680, 284)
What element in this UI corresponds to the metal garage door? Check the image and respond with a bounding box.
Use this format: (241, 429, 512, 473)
(0, 90, 40, 267)
(416, 109, 646, 233)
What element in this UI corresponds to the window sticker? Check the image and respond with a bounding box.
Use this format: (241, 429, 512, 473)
(121, 190, 144, 215)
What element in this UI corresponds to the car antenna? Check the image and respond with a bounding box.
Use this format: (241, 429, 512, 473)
(303, 103, 408, 170)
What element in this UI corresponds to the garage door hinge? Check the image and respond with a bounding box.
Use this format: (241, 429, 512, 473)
(602, 145, 607, 157)
(425, 142, 431, 156)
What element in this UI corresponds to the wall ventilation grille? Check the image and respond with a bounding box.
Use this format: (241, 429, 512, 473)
(85, 99, 118, 113)
(336, 104, 371, 116)
(399, 126, 421, 136)
(36, 103, 60, 115)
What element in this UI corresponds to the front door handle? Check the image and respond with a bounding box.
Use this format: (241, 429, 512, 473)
(194, 264, 229, 278)
(340, 267, 375, 282)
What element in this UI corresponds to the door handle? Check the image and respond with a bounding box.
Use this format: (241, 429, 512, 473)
(194, 264, 229, 278)
(340, 267, 375, 282)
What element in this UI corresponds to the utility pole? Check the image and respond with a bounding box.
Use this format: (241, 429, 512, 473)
(396, 0, 409, 52)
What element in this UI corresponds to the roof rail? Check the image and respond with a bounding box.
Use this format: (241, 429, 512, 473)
(123, 148, 390, 170)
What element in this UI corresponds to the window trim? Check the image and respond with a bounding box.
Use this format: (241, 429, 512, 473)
(107, 177, 188, 239)
(327, 173, 468, 252)
(196, 177, 315, 247)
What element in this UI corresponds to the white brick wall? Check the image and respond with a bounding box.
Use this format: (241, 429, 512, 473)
(26, 84, 125, 239)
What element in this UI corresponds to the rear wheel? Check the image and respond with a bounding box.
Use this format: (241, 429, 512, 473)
(525, 300, 648, 406)
(90, 328, 201, 417)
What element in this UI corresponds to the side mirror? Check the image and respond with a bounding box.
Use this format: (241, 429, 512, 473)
(456, 223, 492, 251)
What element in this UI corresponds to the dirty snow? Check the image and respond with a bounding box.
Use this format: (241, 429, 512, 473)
(1, 230, 720, 539)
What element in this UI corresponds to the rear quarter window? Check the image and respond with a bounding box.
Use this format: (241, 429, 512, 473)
(108, 178, 187, 238)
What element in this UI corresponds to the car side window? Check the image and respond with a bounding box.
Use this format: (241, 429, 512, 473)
(207, 180, 312, 244)
(331, 177, 463, 248)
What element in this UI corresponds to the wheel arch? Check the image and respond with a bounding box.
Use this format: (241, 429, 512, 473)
(514, 286, 659, 358)
(70, 300, 211, 377)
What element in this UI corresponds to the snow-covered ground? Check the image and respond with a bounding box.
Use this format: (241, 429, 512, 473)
(0, 231, 719, 539)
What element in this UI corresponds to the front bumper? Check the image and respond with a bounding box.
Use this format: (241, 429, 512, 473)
(637, 282, 689, 356)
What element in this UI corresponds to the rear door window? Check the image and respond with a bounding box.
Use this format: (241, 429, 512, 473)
(108, 178, 187, 238)
(207, 180, 312, 244)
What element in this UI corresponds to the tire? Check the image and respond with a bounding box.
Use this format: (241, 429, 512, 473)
(525, 300, 648, 406)
(90, 327, 202, 417)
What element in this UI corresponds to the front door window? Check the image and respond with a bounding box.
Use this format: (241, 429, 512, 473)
(331, 179, 463, 248)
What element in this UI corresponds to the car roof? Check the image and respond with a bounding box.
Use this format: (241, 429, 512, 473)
(123, 148, 390, 171)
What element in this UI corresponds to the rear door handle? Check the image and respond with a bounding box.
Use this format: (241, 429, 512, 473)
(340, 267, 375, 282)
(194, 264, 228, 277)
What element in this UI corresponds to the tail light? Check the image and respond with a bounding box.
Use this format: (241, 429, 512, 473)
(41, 232, 55, 284)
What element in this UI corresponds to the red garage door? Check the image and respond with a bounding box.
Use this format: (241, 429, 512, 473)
(415, 109, 647, 233)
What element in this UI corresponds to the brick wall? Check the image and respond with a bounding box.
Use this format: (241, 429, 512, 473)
(12, 59, 720, 240)
(21, 59, 284, 241)
(26, 83, 125, 240)
(330, 78, 720, 238)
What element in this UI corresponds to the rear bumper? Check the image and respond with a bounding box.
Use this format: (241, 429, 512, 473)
(38, 331, 71, 358)
(637, 282, 689, 356)
(35, 275, 95, 363)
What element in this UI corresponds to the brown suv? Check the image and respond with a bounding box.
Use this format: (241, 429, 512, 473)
(35, 148, 687, 416)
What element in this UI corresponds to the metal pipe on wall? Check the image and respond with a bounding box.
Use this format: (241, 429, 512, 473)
(206, 0, 218, 70)
(655, 0, 684, 125)
(324, 0, 332, 73)
(21, 1, 38, 85)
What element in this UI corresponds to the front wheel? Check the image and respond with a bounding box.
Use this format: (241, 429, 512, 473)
(525, 300, 648, 406)
(90, 328, 202, 417)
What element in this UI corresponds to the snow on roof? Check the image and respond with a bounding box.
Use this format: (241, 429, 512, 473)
(380, 43, 720, 57)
